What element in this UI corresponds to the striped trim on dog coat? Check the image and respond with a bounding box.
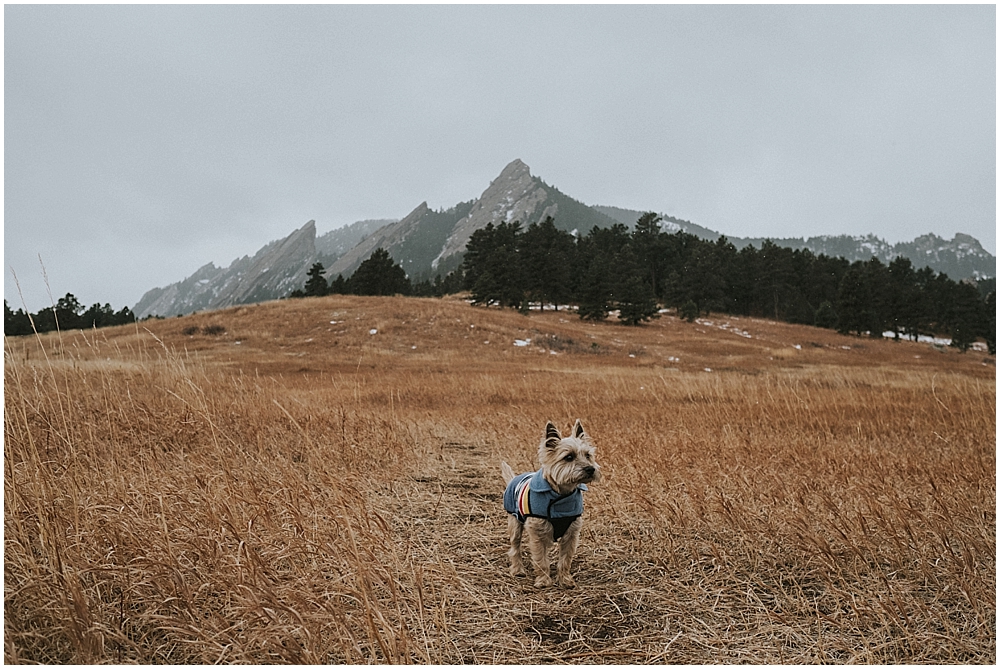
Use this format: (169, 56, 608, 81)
(503, 469, 588, 540)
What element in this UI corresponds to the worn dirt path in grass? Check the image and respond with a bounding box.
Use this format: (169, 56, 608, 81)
(377, 431, 683, 664)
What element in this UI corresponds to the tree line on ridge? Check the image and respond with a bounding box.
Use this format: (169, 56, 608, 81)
(5, 294, 136, 337)
(294, 213, 995, 353)
(7, 213, 993, 355)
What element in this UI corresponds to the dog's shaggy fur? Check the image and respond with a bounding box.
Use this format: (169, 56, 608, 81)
(501, 420, 601, 588)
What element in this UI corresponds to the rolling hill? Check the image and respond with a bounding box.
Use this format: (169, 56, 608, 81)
(7, 293, 994, 663)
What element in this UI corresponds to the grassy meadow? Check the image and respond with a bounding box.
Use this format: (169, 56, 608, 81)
(4, 294, 995, 663)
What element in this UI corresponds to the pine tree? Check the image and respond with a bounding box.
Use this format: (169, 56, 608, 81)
(632, 212, 664, 298)
(4, 300, 33, 336)
(463, 222, 523, 307)
(82, 302, 115, 329)
(804, 254, 851, 322)
(660, 231, 705, 312)
(441, 268, 463, 295)
(612, 245, 660, 326)
(54, 293, 84, 330)
(348, 248, 411, 296)
(470, 269, 503, 307)
(574, 225, 630, 321)
(519, 217, 575, 310)
(575, 242, 612, 321)
(948, 280, 983, 352)
(814, 301, 838, 329)
(885, 257, 917, 339)
(678, 300, 699, 322)
(836, 263, 874, 336)
(758, 241, 800, 321)
(982, 291, 996, 355)
(910, 266, 937, 340)
(836, 259, 889, 337)
(112, 306, 136, 326)
(329, 274, 347, 295)
(730, 245, 761, 316)
(304, 262, 329, 297)
(679, 243, 726, 315)
(461, 223, 497, 295)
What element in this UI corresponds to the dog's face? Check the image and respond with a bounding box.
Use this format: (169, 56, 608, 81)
(538, 419, 601, 493)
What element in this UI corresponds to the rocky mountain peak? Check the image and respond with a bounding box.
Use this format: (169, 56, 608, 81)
(494, 158, 530, 182)
(319, 159, 616, 278)
(218, 220, 316, 308)
(895, 232, 994, 279)
(952, 233, 980, 248)
(433, 160, 555, 266)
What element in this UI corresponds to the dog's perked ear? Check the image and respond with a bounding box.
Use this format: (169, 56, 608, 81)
(573, 419, 586, 440)
(545, 421, 561, 449)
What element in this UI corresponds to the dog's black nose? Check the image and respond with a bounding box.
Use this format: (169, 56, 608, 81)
(583, 466, 596, 478)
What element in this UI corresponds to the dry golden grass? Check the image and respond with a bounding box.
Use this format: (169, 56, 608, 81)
(5, 295, 995, 663)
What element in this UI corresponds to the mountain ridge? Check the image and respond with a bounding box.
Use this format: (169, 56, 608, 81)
(133, 161, 995, 318)
(316, 218, 397, 264)
(134, 220, 319, 319)
(595, 205, 995, 280)
(326, 200, 477, 281)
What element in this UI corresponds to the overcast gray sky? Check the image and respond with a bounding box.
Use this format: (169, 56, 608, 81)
(5, 4, 995, 314)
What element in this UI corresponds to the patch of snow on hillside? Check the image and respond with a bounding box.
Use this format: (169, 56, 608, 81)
(882, 331, 951, 346)
(514, 339, 531, 347)
(696, 318, 751, 338)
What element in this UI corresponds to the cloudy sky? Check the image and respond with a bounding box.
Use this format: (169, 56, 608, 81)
(5, 4, 995, 313)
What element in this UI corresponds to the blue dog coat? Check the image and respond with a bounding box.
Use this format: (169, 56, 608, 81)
(503, 469, 588, 540)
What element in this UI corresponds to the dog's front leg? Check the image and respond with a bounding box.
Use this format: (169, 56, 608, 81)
(525, 517, 554, 587)
(507, 516, 527, 577)
(556, 518, 583, 588)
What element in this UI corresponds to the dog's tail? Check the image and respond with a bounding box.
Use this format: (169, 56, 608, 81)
(500, 461, 516, 485)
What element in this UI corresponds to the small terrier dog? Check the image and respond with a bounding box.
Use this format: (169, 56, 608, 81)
(501, 419, 600, 588)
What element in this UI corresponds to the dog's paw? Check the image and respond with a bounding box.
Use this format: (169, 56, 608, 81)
(558, 575, 576, 589)
(510, 564, 526, 578)
(534, 575, 554, 588)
